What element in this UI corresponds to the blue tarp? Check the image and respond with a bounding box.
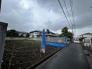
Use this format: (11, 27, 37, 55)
(41, 29, 46, 50)
(46, 42, 66, 47)
(64, 36, 67, 42)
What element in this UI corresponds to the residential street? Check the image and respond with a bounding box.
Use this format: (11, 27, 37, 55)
(36, 43, 91, 69)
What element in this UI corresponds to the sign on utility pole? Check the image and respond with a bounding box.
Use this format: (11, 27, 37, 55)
(0, 22, 8, 69)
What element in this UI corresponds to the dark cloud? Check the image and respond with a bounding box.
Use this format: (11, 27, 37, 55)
(0, 0, 33, 32)
(37, 0, 92, 29)
(45, 19, 69, 31)
(0, 0, 92, 35)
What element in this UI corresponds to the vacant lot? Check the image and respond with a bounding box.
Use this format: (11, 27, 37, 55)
(1, 40, 61, 69)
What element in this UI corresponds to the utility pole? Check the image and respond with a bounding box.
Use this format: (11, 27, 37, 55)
(0, 0, 2, 12)
(72, 24, 73, 35)
(0, 22, 8, 69)
(72, 24, 74, 42)
(0, 0, 8, 69)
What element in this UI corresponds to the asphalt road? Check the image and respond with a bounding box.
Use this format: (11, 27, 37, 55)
(36, 43, 91, 69)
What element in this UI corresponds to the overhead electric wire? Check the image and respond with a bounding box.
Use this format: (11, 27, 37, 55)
(62, 0, 73, 32)
(72, 0, 76, 35)
(70, 0, 75, 34)
(58, 0, 72, 28)
(72, 0, 76, 33)
(63, 0, 72, 24)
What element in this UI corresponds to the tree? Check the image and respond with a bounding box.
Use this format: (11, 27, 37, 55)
(67, 31, 73, 41)
(60, 27, 68, 37)
(62, 27, 68, 33)
(26, 33, 30, 37)
(6, 29, 19, 37)
(19, 34, 24, 37)
(79, 37, 84, 41)
(60, 27, 73, 42)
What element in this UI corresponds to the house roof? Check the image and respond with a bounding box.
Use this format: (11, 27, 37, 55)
(17, 31, 28, 34)
(30, 30, 41, 33)
(46, 31, 55, 34)
(30, 30, 55, 34)
(82, 33, 92, 35)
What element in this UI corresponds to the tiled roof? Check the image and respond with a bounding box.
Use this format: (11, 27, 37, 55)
(30, 30, 41, 33)
(82, 33, 92, 35)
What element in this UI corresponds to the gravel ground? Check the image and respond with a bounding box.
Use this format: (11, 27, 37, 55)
(1, 40, 61, 69)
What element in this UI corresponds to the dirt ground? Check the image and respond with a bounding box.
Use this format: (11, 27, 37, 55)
(1, 40, 61, 69)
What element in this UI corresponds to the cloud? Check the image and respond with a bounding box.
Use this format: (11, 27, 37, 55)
(0, 0, 92, 36)
(0, 0, 33, 31)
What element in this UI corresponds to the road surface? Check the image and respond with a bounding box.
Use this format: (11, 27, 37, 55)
(36, 43, 91, 69)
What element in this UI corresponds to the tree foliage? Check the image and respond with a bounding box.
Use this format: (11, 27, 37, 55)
(26, 33, 30, 37)
(19, 34, 24, 37)
(60, 27, 73, 41)
(79, 37, 84, 41)
(62, 27, 68, 34)
(6, 29, 19, 37)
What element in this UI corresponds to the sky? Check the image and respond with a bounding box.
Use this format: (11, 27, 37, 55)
(0, 0, 92, 37)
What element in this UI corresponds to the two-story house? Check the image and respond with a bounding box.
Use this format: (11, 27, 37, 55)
(29, 30, 58, 38)
(29, 30, 41, 38)
(79, 33, 92, 47)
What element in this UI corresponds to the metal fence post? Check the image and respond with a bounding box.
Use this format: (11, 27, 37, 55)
(0, 22, 8, 69)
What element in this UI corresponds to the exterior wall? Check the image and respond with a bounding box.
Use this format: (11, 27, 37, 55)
(46, 37, 63, 43)
(84, 43, 91, 46)
(6, 37, 31, 40)
(29, 33, 33, 38)
(18, 32, 27, 37)
(19, 33, 22, 36)
(6, 37, 64, 43)
(29, 32, 40, 38)
(83, 34, 91, 38)
(31, 37, 64, 43)
(29, 31, 58, 38)
(23, 33, 26, 37)
(81, 33, 92, 38)
(84, 38, 92, 48)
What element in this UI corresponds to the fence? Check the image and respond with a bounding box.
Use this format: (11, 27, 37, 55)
(5, 37, 31, 40)
(6, 37, 64, 43)
(46, 37, 63, 43)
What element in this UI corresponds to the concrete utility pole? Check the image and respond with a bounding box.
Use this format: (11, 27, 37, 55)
(0, 0, 2, 12)
(0, 22, 8, 69)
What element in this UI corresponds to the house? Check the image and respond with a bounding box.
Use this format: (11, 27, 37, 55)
(29, 30, 58, 38)
(79, 33, 92, 38)
(29, 30, 41, 38)
(18, 31, 28, 37)
(79, 33, 92, 48)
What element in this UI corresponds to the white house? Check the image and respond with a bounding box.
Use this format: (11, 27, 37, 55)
(79, 33, 92, 38)
(79, 33, 92, 48)
(29, 30, 41, 38)
(29, 30, 58, 38)
(18, 31, 28, 37)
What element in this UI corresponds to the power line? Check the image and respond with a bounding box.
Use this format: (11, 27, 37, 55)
(72, 0, 76, 35)
(58, 0, 72, 28)
(62, 0, 73, 33)
(63, 0, 72, 24)
(70, 0, 75, 34)
(72, 0, 76, 33)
